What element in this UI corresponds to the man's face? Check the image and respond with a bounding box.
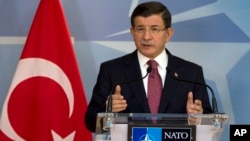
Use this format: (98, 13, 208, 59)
(130, 14, 173, 59)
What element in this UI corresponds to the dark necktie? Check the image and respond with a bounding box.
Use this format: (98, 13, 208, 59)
(147, 60, 162, 114)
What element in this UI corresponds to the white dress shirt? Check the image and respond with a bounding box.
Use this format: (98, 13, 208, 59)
(137, 49, 168, 96)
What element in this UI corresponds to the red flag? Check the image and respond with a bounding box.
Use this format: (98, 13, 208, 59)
(0, 0, 92, 140)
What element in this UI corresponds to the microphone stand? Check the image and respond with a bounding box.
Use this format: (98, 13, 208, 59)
(102, 96, 115, 131)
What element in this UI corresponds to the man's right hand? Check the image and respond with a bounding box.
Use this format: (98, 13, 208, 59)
(106, 85, 127, 112)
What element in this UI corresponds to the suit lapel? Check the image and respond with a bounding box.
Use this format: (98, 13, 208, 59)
(158, 49, 181, 113)
(158, 74, 179, 113)
(123, 51, 150, 113)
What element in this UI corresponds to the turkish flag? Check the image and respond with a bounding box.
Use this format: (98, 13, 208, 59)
(0, 0, 92, 140)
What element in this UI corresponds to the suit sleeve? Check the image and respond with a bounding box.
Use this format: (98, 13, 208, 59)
(85, 63, 112, 132)
(194, 67, 213, 114)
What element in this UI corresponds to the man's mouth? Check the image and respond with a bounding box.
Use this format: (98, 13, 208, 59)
(141, 41, 154, 46)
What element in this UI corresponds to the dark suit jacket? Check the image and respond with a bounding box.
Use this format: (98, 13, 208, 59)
(85, 49, 212, 132)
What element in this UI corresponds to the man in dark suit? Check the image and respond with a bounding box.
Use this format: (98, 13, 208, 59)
(85, 1, 212, 132)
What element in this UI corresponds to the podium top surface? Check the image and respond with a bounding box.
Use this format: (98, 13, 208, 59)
(96, 113, 229, 134)
(97, 113, 229, 122)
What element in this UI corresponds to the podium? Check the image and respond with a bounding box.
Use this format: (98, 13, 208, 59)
(95, 113, 229, 141)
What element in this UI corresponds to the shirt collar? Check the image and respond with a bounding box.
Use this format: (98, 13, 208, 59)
(137, 49, 168, 70)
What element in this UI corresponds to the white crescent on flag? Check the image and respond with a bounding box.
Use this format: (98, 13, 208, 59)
(1, 58, 74, 140)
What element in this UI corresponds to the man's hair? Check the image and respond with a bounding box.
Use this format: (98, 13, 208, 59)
(131, 1, 172, 28)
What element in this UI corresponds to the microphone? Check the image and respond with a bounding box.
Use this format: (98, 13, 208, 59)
(166, 68, 218, 114)
(103, 66, 152, 131)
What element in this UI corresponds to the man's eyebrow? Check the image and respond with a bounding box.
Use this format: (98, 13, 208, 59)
(135, 25, 161, 28)
(135, 25, 144, 27)
(151, 25, 161, 27)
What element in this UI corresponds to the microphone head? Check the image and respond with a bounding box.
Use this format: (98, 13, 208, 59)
(147, 66, 152, 73)
(107, 94, 112, 112)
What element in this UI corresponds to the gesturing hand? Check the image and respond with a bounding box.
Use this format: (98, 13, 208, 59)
(186, 91, 203, 114)
(106, 85, 127, 112)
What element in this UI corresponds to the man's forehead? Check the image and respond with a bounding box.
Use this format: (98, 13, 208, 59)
(134, 15, 164, 26)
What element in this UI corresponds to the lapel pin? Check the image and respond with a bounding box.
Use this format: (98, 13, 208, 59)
(174, 72, 178, 78)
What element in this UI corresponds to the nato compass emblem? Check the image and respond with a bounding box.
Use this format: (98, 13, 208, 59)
(139, 133, 155, 141)
(132, 127, 161, 141)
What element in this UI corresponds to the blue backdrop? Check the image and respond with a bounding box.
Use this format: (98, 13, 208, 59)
(1, 0, 250, 140)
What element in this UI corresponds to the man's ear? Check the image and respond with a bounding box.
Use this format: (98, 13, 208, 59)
(130, 27, 135, 36)
(165, 28, 174, 42)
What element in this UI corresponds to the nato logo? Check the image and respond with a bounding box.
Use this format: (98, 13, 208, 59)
(132, 127, 192, 141)
(73, 0, 250, 42)
(132, 127, 162, 141)
(1, 1, 249, 42)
